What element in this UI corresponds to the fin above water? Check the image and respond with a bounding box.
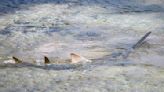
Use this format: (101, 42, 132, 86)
(70, 53, 92, 63)
(12, 56, 22, 63)
(44, 56, 51, 64)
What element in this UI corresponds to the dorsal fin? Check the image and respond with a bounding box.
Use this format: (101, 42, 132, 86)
(70, 53, 82, 63)
(44, 56, 51, 64)
(12, 56, 22, 63)
(70, 53, 92, 63)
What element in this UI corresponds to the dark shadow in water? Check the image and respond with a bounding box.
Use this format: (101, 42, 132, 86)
(0, 63, 88, 70)
(0, 25, 12, 35)
(0, 0, 164, 15)
(0, 0, 164, 36)
(0, 0, 65, 15)
(0, 56, 162, 71)
(90, 53, 163, 69)
(104, 2, 164, 14)
(75, 31, 104, 41)
(0, 60, 138, 71)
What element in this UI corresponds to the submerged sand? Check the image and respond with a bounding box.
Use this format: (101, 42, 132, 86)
(0, 0, 164, 92)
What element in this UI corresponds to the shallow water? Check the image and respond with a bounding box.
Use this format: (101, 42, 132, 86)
(0, 0, 164, 92)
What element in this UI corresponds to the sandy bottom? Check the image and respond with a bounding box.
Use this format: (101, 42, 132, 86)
(0, 0, 164, 92)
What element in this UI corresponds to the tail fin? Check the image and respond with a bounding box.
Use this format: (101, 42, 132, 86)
(12, 56, 22, 63)
(44, 56, 51, 64)
(132, 31, 152, 49)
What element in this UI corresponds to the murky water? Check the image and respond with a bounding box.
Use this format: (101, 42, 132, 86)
(0, 0, 164, 92)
